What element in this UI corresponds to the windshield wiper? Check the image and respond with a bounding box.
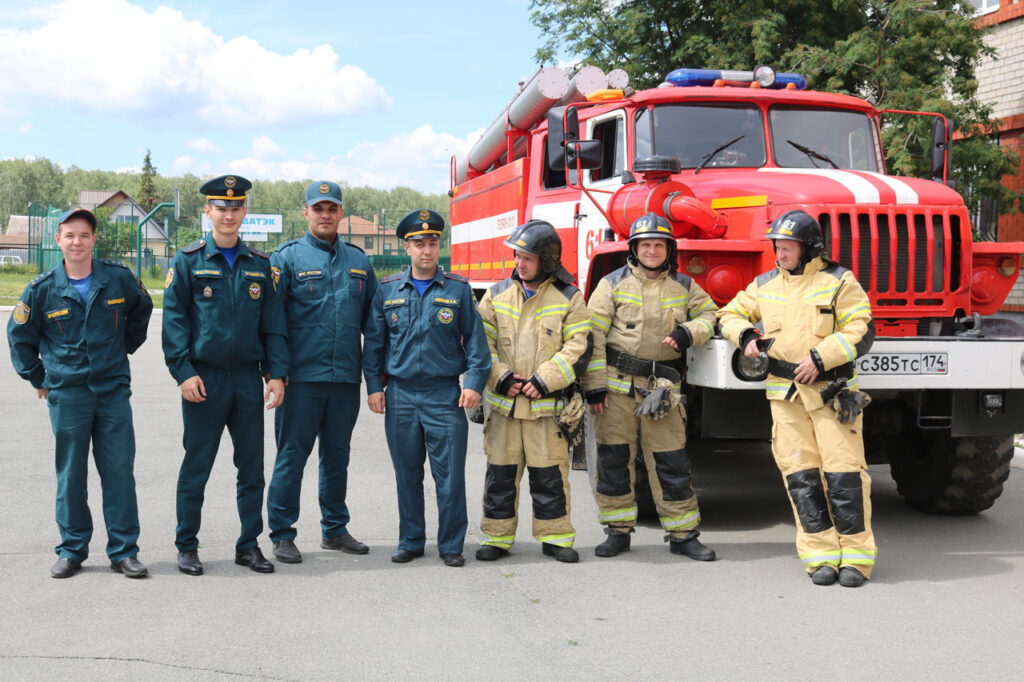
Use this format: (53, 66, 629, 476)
(694, 135, 744, 174)
(787, 140, 839, 169)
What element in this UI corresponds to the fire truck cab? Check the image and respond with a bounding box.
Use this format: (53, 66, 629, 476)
(450, 65, 1024, 515)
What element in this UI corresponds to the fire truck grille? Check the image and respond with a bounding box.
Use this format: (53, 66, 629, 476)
(819, 210, 962, 297)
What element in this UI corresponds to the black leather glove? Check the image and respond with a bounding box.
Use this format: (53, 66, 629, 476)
(832, 388, 869, 423)
(668, 326, 692, 351)
(526, 375, 547, 397)
(634, 385, 673, 420)
(739, 327, 760, 351)
(586, 389, 608, 405)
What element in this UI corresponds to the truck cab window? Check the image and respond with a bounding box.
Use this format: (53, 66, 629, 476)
(645, 104, 766, 169)
(769, 106, 881, 172)
(590, 117, 625, 182)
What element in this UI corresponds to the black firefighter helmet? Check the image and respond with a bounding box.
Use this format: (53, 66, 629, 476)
(627, 212, 676, 272)
(504, 219, 574, 285)
(766, 210, 826, 264)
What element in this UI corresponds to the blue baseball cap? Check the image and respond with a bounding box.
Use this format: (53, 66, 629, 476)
(59, 208, 98, 230)
(305, 181, 343, 207)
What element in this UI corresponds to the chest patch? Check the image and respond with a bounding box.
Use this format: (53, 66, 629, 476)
(249, 282, 262, 300)
(437, 307, 454, 324)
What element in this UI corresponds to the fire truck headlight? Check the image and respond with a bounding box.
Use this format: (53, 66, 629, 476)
(753, 65, 775, 88)
(733, 349, 769, 382)
(686, 255, 706, 275)
(999, 257, 1018, 277)
(705, 265, 744, 304)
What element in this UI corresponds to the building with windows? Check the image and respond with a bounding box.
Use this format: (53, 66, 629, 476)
(972, 0, 1024, 308)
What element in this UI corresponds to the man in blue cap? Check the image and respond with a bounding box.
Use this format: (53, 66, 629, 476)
(266, 181, 378, 564)
(162, 174, 289, 575)
(363, 208, 490, 567)
(8, 208, 153, 578)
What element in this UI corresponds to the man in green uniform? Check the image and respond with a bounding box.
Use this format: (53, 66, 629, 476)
(8, 208, 153, 578)
(162, 174, 289, 576)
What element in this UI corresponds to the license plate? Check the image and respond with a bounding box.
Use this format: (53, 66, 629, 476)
(855, 352, 948, 375)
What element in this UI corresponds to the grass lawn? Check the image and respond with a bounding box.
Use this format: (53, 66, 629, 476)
(1, 271, 165, 309)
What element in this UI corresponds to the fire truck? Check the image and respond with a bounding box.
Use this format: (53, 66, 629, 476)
(449, 65, 1024, 515)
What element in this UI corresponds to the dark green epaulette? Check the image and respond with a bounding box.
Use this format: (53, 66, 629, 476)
(28, 270, 54, 287)
(102, 259, 131, 271)
(344, 241, 365, 254)
(248, 246, 270, 259)
(182, 239, 206, 253)
(381, 272, 403, 283)
(276, 239, 300, 252)
(443, 271, 468, 283)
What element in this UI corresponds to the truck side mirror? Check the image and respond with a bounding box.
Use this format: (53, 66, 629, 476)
(931, 117, 952, 186)
(566, 140, 604, 170)
(547, 106, 579, 171)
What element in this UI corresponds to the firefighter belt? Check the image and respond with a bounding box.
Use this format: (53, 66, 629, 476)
(769, 398, 877, 578)
(593, 392, 701, 539)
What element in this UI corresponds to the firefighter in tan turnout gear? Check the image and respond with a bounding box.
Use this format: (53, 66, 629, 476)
(718, 210, 876, 587)
(583, 213, 717, 561)
(475, 220, 592, 563)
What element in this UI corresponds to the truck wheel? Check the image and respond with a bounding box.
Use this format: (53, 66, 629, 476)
(888, 432, 1014, 515)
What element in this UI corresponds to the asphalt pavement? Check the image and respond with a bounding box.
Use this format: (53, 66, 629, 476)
(2, 313, 1023, 680)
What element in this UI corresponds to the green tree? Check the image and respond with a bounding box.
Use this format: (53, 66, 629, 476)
(531, 0, 1020, 225)
(93, 206, 135, 257)
(140, 150, 158, 209)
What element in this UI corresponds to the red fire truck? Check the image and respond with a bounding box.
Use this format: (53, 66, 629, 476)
(450, 65, 1024, 514)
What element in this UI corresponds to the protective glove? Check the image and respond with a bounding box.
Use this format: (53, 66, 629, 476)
(634, 378, 678, 421)
(586, 389, 608, 405)
(830, 388, 870, 423)
(668, 327, 692, 351)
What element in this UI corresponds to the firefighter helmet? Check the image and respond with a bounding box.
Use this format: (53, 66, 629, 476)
(504, 220, 573, 284)
(766, 210, 825, 261)
(627, 212, 676, 272)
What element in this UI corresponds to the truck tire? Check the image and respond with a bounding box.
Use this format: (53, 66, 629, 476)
(888, 432, 1014, 515)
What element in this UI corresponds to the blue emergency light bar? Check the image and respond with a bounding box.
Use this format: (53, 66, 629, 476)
(664, 67, 807, 90)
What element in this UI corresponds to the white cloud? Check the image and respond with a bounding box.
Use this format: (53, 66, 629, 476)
(0, 0, 392, 126)
(186, 138, 221, 154)
(220, 124, 482, 193)
(251, 135, 283, 160)
(17, 122, 33, 134)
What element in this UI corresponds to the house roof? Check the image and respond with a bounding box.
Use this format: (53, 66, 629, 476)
(337, 215, 388, 237)
(79, 190, 130, 209)
(5, 215, 29, 235)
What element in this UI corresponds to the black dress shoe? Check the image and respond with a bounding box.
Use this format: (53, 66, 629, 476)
(542, 543, 580, 563)
(51, 557, 81, 579)
(810, 566, 838, 586)
(321, 533, 369, 555)
(474, 545, 509, 561)
(595, 532, 631, 558)
(839, 566, 867, 587)
(391, 549, 424, 563)
(441, 553, 465, 567)
(111, 556, 149, 578)
(235, 547, 275, 573)
(668, 536, 716, 561)
(273, 539, 302, 564)
(177, 550, 204, 576)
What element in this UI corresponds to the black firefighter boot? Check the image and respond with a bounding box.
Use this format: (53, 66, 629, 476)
(668, 532, 716, 561)
(595, 530, 631, 558)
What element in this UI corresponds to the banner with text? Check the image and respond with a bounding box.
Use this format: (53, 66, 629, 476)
(201, 213, 282, 242)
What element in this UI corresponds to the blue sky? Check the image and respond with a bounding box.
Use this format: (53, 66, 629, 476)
(0, 0, 555, 193)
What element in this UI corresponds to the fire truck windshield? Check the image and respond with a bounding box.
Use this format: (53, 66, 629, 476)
(636, 104, 766, 169)
(769, 106, 881, 172)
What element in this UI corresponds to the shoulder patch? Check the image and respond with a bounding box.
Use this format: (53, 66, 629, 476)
(182, 239, 206, 253)
(381, 273, 403, 283)
(821, 262, 850, 281)
(490, 278, 515, 297)
(756, 269, 781, 287)
(102, 259, 131, 271)
(443, 270, 468, 283)
(671, 271, 693, 288)
(248, 247, 270, 259)
(28, 270, 54, 287)
(552, 279, 581, 300)
(604, 265, 631, 288)
(343, 240, 366, 254)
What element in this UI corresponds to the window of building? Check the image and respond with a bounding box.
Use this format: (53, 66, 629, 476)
(364, 236, 374, 250)
(970, 0, 999, 15)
